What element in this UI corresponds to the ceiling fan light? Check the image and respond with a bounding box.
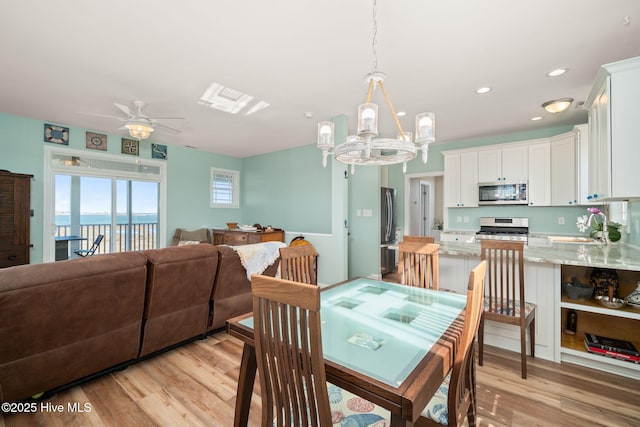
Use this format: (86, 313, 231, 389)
(125, 121, 154, 139)
(542, 98, 573, 114)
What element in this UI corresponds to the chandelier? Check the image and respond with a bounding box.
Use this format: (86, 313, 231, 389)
(317, 0, 435, 173)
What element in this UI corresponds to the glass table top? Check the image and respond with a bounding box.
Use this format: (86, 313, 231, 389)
(240, 278, 467, 387)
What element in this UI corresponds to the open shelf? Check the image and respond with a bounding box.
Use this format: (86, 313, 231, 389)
(559, 265, 640, 378)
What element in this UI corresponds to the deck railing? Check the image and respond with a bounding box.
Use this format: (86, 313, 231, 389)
(55, 223, 158, 254)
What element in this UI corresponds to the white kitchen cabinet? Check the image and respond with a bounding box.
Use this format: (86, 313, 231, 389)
(443, 151, 478, 208)
(574, 124, 590, 205)
(550, 131, 578, 206)
(586, 56, 640, 201)
(477, 144, 528, 183)
(528, 140, 550, 206)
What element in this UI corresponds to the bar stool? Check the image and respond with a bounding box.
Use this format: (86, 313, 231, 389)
(478, 240, 536, 379)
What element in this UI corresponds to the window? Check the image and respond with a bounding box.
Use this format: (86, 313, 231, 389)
(211, 167, 240, 208)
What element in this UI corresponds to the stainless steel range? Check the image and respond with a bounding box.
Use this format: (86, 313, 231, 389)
(475, 217, 529, 243)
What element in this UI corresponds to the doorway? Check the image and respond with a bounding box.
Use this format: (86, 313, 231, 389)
(403, 172, 443, 238)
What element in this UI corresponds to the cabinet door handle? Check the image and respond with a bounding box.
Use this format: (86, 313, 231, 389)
(8, 255, 16, 261)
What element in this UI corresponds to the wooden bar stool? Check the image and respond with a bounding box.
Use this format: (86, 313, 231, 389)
(478, 240, 536, 379)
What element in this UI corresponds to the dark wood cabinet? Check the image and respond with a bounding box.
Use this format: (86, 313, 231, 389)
(0, 170, 33, 267)
(212, 229, 285, 246)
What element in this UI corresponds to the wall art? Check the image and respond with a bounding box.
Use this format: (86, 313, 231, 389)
(86, 131, 107, 151)
(151, 143, 167, 160)
(44, 124, 69, 145)
(121, 138, 139, 156)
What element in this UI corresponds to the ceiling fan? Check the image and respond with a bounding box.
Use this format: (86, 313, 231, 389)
(79, 100, 183, 139)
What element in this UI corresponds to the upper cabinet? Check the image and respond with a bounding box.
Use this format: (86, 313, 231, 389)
(586, 56, 640, 201)
(528, 140, 550, 206)
(477, 145, 528, 183)
(550, 131, 578, 206)
(444, 151, 478, 208)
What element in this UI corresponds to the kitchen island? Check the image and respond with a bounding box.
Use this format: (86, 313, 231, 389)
(435, 240, 640, 379)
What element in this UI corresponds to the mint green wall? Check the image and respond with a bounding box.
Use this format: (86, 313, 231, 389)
(166, 145, 242, 234)
(0, 113, 243, 262)
(1, 114, 46, 263)
(241, 144, 331, 234)
(347, 165, 380, 278)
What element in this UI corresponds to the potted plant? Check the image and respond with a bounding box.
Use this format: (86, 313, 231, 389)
(576, 207, 621, 243)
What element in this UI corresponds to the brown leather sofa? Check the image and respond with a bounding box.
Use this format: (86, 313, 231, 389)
(0, 252, 148, 403)
(208, 245, 279, 330)
(0, 242, 279, 403)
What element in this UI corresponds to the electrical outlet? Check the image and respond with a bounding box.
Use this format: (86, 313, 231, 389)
(464, 216, 469, 223)
(356, 209, 361, 217)
(456, 216, 462, 223)
(558, 217, 565, 225)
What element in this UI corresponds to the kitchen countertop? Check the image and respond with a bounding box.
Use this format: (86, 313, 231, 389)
(437, 241, 640, 272)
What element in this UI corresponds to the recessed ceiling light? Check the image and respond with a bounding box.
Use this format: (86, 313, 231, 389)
(475, 87, 492, 94)
(531, 116, 543, 121)
(396, 111, 407, 117)
(547, 68, 567, 77)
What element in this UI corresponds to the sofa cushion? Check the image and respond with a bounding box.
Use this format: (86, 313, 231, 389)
(139, 244, 218, 356)
(0, 252, 148, 402)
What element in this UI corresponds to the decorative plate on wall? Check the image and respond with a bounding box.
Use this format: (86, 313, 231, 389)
(86, 131, 107, 151)
(121, 138, 139, 156)
(151, 143, 167, 160)
(44, 124, 69, 145)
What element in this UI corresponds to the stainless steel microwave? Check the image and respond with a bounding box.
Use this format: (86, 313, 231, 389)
(478, 182, 528, 205)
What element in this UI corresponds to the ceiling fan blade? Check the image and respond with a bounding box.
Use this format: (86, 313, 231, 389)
(77, 111, 127, 121)
(154, 122, 182, 133)
(113, 102, 133, 117)
(150, 116, 185, 120)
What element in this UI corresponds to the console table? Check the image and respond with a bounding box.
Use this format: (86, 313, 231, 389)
(212, 228, 284, 246)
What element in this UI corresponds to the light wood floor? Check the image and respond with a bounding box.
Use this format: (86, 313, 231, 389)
(2, 331, 640, 427)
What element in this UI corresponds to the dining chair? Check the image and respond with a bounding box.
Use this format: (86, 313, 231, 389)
(397, 241, 440, 290)
(74, 234, 104, 257)
(279, 244, 318, 285)
(251, 275, 390, 427)
(403, 235, 435, 244)
(418, 260, 487, 426)
(478, 240, 536, 379)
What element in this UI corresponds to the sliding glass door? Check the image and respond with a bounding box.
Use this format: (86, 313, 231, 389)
(44, 146, 166, 262)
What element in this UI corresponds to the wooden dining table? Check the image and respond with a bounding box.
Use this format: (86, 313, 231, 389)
(226, 277, 467, 427)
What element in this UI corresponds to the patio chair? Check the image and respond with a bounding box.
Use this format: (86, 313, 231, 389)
(74, 235, 104, 257)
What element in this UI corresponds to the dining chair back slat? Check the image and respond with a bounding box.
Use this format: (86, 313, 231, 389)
(251, 274, 331, 427)
(403, 235, 435, 244)
(279, 244, 318, 285)
(418, 260, 486, 426)
(398, 242, 440, 290)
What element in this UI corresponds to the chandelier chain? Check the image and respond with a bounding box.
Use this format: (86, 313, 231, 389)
(371, 0, 378, 74)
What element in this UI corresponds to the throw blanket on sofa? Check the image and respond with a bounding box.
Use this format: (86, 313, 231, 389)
(231, 241, 287, 280)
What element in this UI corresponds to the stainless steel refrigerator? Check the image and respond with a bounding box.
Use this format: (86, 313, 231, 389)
(380, 187, 397, 275)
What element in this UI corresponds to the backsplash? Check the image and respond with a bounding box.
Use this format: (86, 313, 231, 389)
(447, 203, 640, 244)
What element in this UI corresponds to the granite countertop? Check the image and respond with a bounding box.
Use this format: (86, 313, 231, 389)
(437, 241, 640, 272)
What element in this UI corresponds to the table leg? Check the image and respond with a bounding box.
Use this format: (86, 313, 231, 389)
(234, 343, 257, 427)
(390, 413, 413, 426)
